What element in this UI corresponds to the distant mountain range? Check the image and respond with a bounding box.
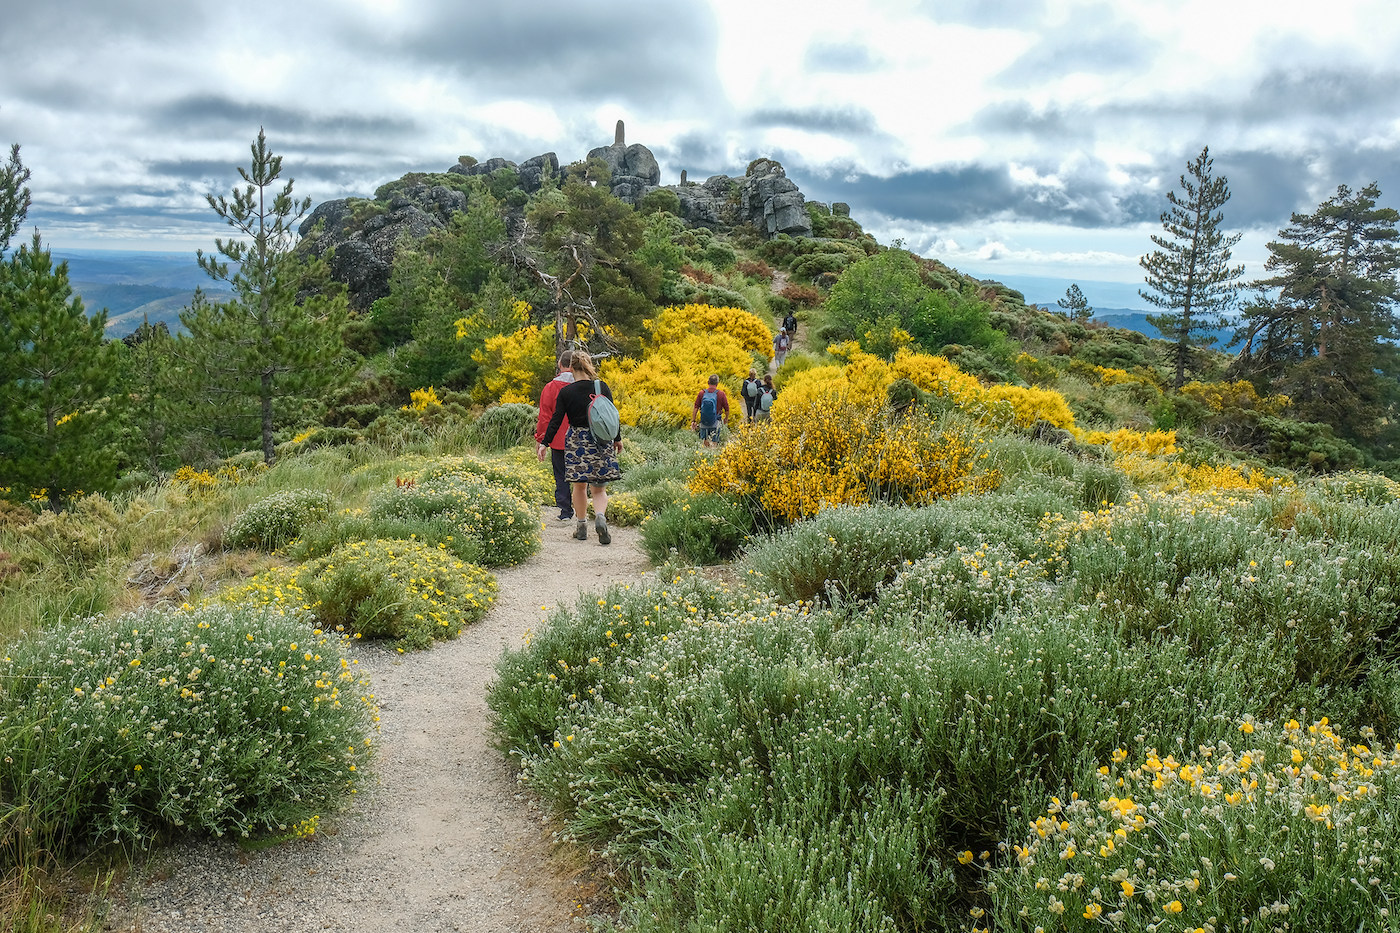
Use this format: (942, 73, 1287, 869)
(1038, 306, 1241, 352)
(49, 249, 229, 338)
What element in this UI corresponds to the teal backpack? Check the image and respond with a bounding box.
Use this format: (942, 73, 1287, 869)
(587, 380, 621, 443)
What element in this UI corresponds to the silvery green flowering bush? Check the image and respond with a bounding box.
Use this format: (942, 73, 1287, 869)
(0, 604, 376, 848)
(369, 473, 539, 567)
(224, 489, 334, 551)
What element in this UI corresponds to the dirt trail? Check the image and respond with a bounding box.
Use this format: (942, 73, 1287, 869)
(108, 511, 649, 933)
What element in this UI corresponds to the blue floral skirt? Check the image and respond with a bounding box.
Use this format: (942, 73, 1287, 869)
(563, 426, 621, 484)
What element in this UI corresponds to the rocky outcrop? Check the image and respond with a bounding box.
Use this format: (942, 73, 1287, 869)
(587, 120, 660, 204)
(299, 182, 465, 310)
(516, 152, 559, 193)
(299, 124, 821, 307)
(738, 159, 811, 238)
(448, 152, 559, 192)
(648, 158, 812, 239)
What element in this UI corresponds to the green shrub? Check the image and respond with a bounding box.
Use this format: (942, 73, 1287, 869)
(871, 541, 1048, 629)
(369, 473, 540, 567)
(605, 492, 646, 527)
(1078, 461, 1125, 510)
(991, 717, 1400, 933)
(224, 490, 334, 550)
(631, 478, 688, 516)
(0, 604, 375, 848)
(15, 495, 122, 570)
(469, 403, 537, 451)
(417, 453, 553, 505)
(285, 510, 485, 564)
(300, 539, 497, 649)
(489, 571, 1255, 932)
(639, 494, 753, 565)
(743, 500, 1043, 604)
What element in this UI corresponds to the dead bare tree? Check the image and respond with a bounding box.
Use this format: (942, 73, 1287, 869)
(498, 216, 618, 358)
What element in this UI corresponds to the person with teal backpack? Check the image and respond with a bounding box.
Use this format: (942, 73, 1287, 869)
(541, 351, 622, 545)
(690, 374, 730, 449)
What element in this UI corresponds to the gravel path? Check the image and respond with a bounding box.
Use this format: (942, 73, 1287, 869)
(106, 510, 649, 932)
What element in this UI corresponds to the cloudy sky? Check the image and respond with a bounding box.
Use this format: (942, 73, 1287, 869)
(4, 0, 1399, 304)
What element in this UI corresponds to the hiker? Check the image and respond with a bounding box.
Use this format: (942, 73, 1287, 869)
(755, 374, 778, 422)
(782, 310, 798, 337)
(534, 350, 575, 521)
(773, 329, 792, 368)
(691, 374, 730, 448)
(741, 368, 762, 423)
(540, 351, 622, 545)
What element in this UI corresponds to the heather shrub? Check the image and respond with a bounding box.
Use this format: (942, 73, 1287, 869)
(285, 510, 485, 564)
(299, 539, 497, 649)
(992, 717, 1400, 933)
(639, 494, 753, 565)
(369, 473, 540, 567)
(224, 489, 334, 550)
(742, 501, 1037, 604)
(417, 453, 553, 506)
(0, 604, 375, 849)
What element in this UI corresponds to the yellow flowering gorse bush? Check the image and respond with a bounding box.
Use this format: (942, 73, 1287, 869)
(690, 390, 997, 523)
(644, 303, 774, 355)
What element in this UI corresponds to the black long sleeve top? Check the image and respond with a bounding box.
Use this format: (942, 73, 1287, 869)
(543, 378, 621, 442)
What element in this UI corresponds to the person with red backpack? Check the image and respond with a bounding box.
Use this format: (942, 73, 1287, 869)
(691, 374, 730, 448)
(540, 351, 622, 545)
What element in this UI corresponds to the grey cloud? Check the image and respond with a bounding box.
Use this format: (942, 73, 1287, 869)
(916, 0, 1046, 27)
(789, 162, 1128, 227)
(804, 42, 884, 74)
(970, 101, 1079, 140)
(342, 0, 722, 106)
(1002, 10, 1157, 79)
(0, 0, 212, 49)
(747, 107, 880, 136)
(1237, 67, 1400, 122)
(153, 96, 419, 142)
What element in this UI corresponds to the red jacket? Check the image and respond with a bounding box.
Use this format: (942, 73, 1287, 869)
(535, 373, 575, 450)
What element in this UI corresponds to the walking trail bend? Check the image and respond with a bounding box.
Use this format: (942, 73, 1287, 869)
(107, 511, 650, 933)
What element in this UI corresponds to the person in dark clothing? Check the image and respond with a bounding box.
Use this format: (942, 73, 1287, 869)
(782, 311, 798, 336)
(534, 351, 575, 520)
(540, 351, 622, 545)
(741, 367, 762, 423)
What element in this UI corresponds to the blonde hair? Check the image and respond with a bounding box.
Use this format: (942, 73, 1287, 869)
(570, 351, 598, 380)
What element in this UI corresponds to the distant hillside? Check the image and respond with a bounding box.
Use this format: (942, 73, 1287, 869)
(49, 249, 228, 338)
(1036, 306, 1240, 352)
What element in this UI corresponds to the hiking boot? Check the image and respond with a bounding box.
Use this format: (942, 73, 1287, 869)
(573, 521, 588, 540)
(596, 521, 611, 546)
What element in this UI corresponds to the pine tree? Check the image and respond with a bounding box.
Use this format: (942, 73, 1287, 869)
(1056, 284, 1092, 322)
(0, 234, 118, 509)
(116, 318, 179, 477)
(0, 144, 31, 252)
(182, 129, 349, 464)
(1236, 183, 1400, 442)
(1140, 146, 1244, 389)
